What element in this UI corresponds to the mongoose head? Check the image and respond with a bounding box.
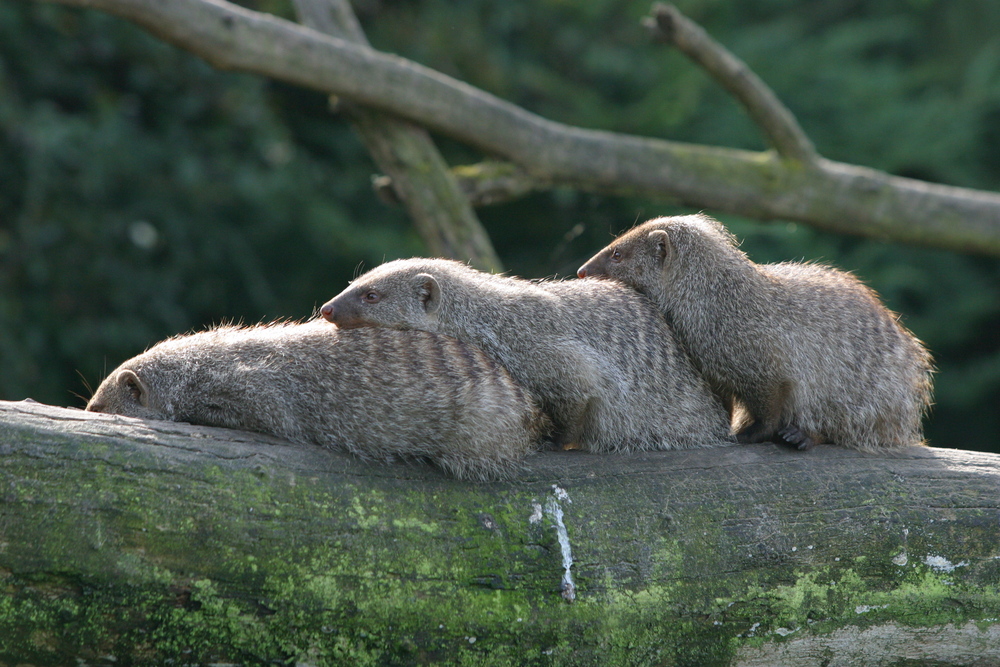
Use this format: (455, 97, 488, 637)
(321, 258, 468, 332)
(86, 365, 169, 420)
(577, 214, 736, 292)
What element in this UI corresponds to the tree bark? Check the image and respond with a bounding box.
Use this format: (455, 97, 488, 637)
(36, 0, 1000, 256)
(291, 0, 502, 271)
(1, 399, 998, 665)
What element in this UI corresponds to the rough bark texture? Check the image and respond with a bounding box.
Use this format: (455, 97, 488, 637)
(1, 399, 998, 665)
(37, 0, 1000, 256)
(291, 0, 502, 271)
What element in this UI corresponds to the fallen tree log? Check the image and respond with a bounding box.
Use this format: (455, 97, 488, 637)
(0, 399, 998, 665)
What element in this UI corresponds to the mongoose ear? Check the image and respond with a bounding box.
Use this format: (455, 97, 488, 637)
(647, 229, 672, 264)
(414, 273, 441, 314)
(117, 369, 149, 406)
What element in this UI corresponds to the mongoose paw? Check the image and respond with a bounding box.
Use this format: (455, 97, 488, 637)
(551, 428, 584, 451)
(547, 433, 581, 451)
(776, 425, 815, 451)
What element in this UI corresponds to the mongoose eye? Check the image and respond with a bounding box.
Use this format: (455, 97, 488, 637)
(610, 249, 623, 263)
(362, 291, 381, 304)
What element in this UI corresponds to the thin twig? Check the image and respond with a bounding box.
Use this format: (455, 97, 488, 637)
(644, 3, 818, 164)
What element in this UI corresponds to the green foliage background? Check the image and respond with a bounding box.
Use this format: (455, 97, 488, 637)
(2, 0, 999, 452)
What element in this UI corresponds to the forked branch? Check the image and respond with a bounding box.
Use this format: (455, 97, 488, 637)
(644, 3, 818, 164)
(33, 0, 1000, 255)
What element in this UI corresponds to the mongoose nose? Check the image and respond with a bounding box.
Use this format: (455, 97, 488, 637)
(320, 303, 335, 322)
(576, 267, 588, 279)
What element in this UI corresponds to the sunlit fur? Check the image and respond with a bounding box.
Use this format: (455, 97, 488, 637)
(87, 320, 550, 480)
(322, 258, 733, 452)
(579, 214, 934, 451)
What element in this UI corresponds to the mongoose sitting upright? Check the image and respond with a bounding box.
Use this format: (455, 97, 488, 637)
(86, 320, 550, 480)
(577, 214, 934, 451)
(320, 258, 733, 452)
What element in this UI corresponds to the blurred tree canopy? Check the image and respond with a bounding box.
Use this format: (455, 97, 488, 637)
(2, 0, 999, 452)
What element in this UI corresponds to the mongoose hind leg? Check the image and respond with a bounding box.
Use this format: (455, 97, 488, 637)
(735, 381, 794, 445)
(775, 424, 818, 451)
(736, 419, 776, 444)
(548, 409, 587, 451)
(553, 396, 600, 452)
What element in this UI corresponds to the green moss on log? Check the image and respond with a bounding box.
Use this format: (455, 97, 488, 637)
(1, 402, 999, 665)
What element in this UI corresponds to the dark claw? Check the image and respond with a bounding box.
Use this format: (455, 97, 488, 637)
(777, 425, 815, 451)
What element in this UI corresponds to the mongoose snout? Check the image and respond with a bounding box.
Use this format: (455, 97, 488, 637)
(578, 236, 637, 280)
(319, 294, 364, 328)
(577, 259, 610, 279)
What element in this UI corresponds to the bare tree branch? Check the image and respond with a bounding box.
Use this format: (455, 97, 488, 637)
(290, 0, 502, 271)
(644, 3, 818, 164)
(34, 0, 1000, 255)
(377, 162, 545, 209)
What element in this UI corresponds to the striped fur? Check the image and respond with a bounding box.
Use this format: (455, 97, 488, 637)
(86, 321, 550, 480)
(579, 214, 934, 451)
(322, 258, 733, 452)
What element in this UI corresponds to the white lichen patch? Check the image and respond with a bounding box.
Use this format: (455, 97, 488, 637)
(545, 487, 575, 602)
(774, 627, 798, 636)
(529, 503, 543, 524)
(855, 604, 889, 614)
(892, 551, 908, 566)
(924, 555, 969, 573)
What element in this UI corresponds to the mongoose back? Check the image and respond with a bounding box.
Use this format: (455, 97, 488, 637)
(86, 320, 550, 480)
(320, 258, 732, 452)
(577, 214, 934, 451)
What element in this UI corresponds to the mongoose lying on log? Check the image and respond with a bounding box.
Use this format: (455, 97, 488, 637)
(320, 258, 732, 452)
(577, 214, 934, 451)
(86, 321, 550, 480)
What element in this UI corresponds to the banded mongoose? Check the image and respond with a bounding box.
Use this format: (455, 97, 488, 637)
(86, 320, 550, 480)
(577, 214, 934, 451)
(319, 258, 733, 452)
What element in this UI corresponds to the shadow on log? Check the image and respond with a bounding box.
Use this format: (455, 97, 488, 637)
(1, 399, 998, 665)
